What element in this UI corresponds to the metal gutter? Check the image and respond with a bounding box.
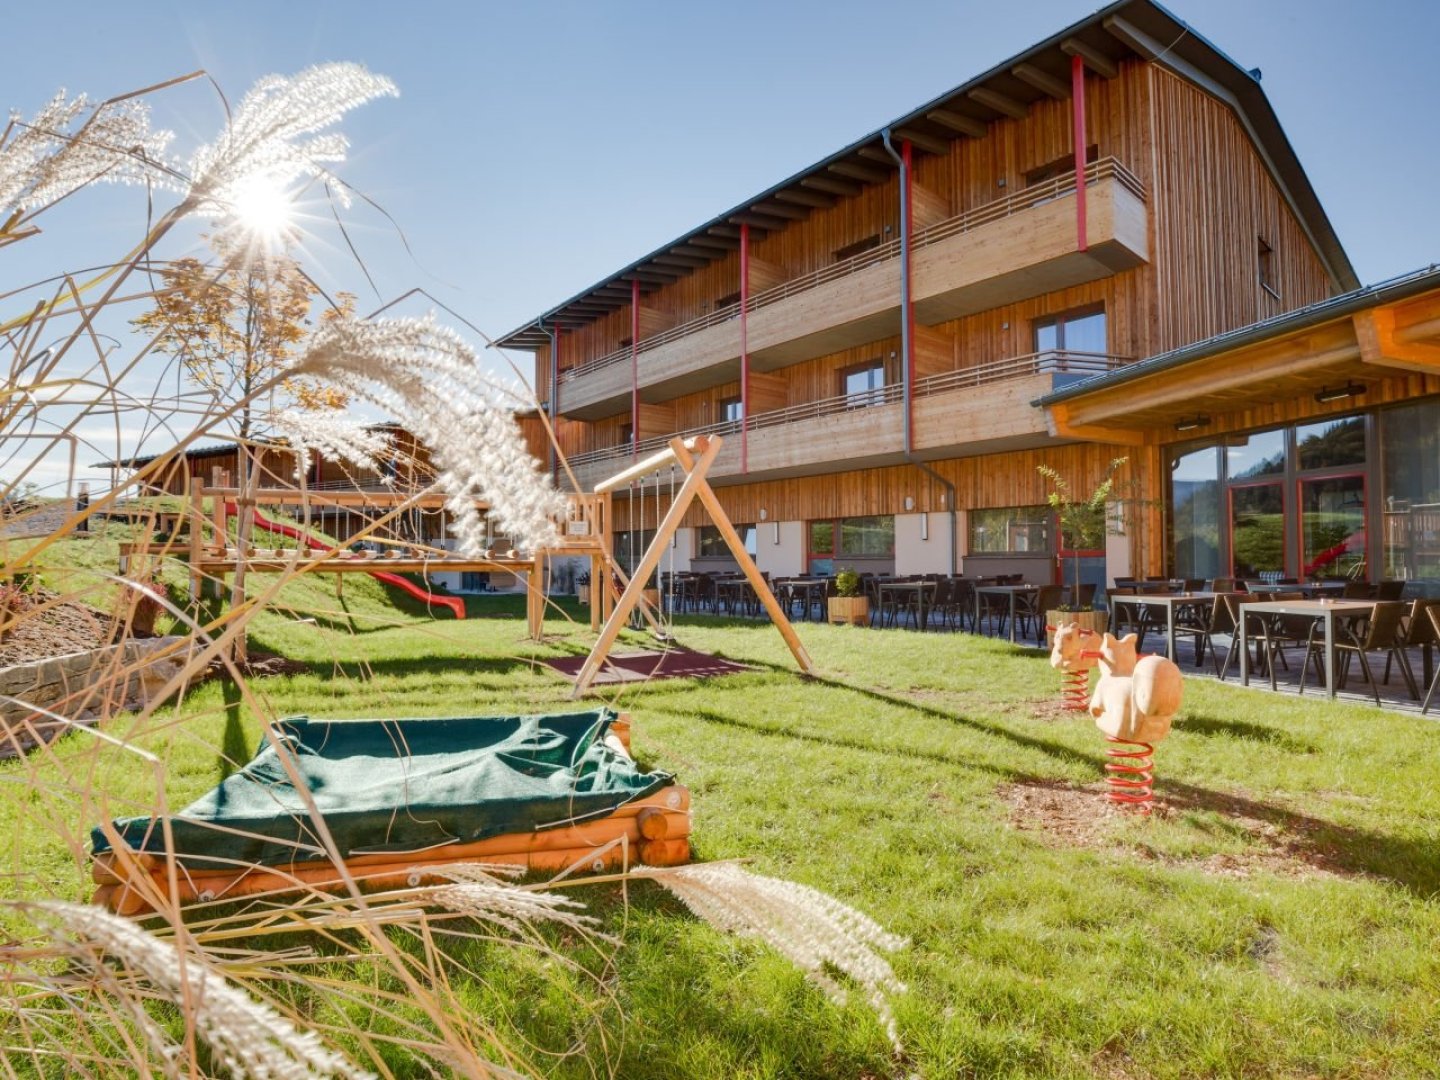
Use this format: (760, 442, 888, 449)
(1033, 264, 1440, 409)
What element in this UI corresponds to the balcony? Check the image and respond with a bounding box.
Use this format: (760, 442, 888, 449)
(553, 159, 1148, 419)
(557, 350, 1126, 492)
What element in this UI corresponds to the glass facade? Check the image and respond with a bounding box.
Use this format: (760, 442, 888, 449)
(1165, 402, 1440, 594)
(696, 523, 756, 558)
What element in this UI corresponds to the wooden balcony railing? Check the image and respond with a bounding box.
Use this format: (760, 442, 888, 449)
(560, 350, 1128, 478)
(555, 158, 1145, 388)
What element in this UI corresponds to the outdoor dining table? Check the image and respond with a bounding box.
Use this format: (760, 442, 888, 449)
(1237, 598, 1376, 698)
(973, 584, 1039, 644)
(877, 580, 936, 630)
(1108, 592, 1215, 664)
(784, 577, 829, 620)
(714, 576, 755, 616)
(1246, 580, 1350, 599)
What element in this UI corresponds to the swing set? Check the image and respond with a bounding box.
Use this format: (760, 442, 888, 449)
(570, 434, 814, 698)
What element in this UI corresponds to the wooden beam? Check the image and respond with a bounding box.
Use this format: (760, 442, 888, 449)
(1061, 38, 1119, 79)
(624, 268, 683, 282)
(894, 127, 951, 156)
(707, 224, 741, 239)
(688, 234, 740, 250)
(669, 244, 722, 258)
(858, 146, 898, 164)
(571, 436, 723, 698)
(651, 254, 709, 268)
(773, 188, 836, 208)
(1012, 62, 1070, 100)
(751, 200, 810, 220)
(727, 211, 786, 229)
(1354, 308, 1440, 374)
(801, 175, 863, 196)
(828, 160, 890, 183)
(926, 108, 987, 138)
(967, 87, 1028, 120)
(1044, 403, 1147, 446)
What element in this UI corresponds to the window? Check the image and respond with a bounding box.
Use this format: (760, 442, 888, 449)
(833, 234, 881, 263)
(841, 360, 886, 407)
(696, 523, 756, 558)
(1034, 306, 1106, 357)
(1024, 145, 1099, 188)
(1381, 398, 1440, 583)
(617, 423, 633, 449)
(1169, 446, 1222, 581)
(1258, 237, 1279, 300)
(714, 290, 741, 311)
(840, 515, 894, 557)
(969, 506, 1050, 554)
(1296, 415, 1365, 471)
(718, 395, 744, 424)
(1225, 428, 1286, 481)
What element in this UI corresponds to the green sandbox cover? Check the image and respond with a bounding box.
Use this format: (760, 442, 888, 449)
(92, 709, 672, 869)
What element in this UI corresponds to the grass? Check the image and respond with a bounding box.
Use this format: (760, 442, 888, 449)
(4, 532, 1440, 1077)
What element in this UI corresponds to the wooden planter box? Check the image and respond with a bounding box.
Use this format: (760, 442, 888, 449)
(1044, 608, 1108, 648)
(827, 595, 869, 626)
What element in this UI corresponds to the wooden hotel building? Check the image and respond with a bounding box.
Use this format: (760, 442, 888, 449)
(500, 0, 1440, 596)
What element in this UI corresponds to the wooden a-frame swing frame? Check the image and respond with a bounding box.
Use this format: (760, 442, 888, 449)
(570, 434, 814, 697)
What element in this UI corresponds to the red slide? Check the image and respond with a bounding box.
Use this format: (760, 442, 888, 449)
(229, 503, 466, 620)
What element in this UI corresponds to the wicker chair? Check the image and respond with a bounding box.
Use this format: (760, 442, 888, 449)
(1423, 606, 1440, 715)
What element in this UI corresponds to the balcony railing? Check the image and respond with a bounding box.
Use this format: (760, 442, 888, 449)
(555, 157, 1145, 388)
(560, 350, 1128, 477)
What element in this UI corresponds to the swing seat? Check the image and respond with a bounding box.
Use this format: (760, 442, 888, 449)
(90, 708, 690, 914)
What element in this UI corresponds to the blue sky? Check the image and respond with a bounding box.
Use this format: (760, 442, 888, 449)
(5, 0, 1438, 483)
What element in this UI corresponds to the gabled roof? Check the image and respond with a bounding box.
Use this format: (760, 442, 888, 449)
(495, 0, 1357, 351)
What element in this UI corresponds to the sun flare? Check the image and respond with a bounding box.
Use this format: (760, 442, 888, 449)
(227, 172, 295, 241)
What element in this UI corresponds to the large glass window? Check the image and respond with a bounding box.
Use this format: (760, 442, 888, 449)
(1225, 429, 1286, 481)
(840, 515, 894, 557)
(1035, 307, 1106, 356)
(1170, 446, 1221, 581)
(1229, 484, 1285, 578)
(1381, 399, 1440, 586)
(696, 523, 756, 558)
(1296, 415, 1366, 471)
(969, 506, 1050, 554)
(1300, 475, 1366, 580)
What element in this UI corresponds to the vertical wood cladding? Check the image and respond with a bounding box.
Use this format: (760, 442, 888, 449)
(1147, 67, 1337, 352)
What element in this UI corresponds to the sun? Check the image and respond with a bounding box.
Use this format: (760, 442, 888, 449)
(227, 172, 296, 242)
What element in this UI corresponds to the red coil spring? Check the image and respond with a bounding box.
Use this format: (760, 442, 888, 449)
(1061, 667, 1089, 711)
(1104, 736, 1155, 813)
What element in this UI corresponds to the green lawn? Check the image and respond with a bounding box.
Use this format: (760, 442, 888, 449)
(4, 544, 1440, 1078)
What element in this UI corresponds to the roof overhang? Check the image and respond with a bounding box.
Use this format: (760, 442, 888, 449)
(1034, 266, 1440, 440)
(495, 0, 1357, 352)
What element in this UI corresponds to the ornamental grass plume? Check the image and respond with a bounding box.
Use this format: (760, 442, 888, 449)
(29, 901, 373, 1080)
(187, 62, 397, 213)
(284, 315, 568, 554)
(426, 864, 613, 941)
(645, 863, 909, 1051)
(0, 90, 174, 222)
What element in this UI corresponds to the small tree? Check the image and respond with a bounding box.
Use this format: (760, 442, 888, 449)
(1037, 457, 1127, 609)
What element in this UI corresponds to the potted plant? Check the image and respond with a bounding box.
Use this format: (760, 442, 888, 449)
(1037, 458, 1127, 643)
(576, 570, 591, 606)
(827, 567, 868, 626)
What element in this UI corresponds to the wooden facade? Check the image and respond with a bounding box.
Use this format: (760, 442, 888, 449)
(498, 2, 1389, 582)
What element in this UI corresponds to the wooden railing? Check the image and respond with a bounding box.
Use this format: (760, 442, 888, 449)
(561, 350, 1128, 477)
(556, 157, 1146, 387)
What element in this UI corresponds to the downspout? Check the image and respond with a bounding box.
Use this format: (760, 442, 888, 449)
(537, 320, 558, 479)
(882, 128, 957, 575)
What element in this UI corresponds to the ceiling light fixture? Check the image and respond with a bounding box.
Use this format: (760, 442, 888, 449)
(1174, 414, 1211, 432)
(1314, 381, 1366, 405)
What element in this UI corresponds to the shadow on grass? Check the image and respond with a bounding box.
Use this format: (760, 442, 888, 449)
(219, 678, 248, 781)
(1175, 713, 1319, 754)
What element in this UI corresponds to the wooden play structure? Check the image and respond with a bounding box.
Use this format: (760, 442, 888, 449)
(570, 434, 815, 698)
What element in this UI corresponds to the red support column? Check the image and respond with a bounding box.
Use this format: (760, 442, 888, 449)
(902, 138, 915, 455)
(1072, 53, 1088, 252)
(550, 328, 561, 479)
(739, 223, 750, 474)
(630, 278, 640, 462)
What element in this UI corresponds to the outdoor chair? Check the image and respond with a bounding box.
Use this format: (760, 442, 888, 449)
(1423, 606, 1440, 715)
(1249, 591, 1314, 690)
(1300, 600, 1418, 704)
(1393, 597, 1440, 687)
(1017, 584, 1066, 644)
(926, 578, 954, 630)
(1180, 592, 1240, 676)
(1342, 581, 1374, 599)
(1209, 577, 1240, 593)
(949, 579, 976, 632)
(1376, 579, 1406, 601)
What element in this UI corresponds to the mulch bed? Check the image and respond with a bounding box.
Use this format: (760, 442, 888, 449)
(997, 778, 1348, 880)
(0, 588, 109, 667)
(542, 647, 752, 686)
